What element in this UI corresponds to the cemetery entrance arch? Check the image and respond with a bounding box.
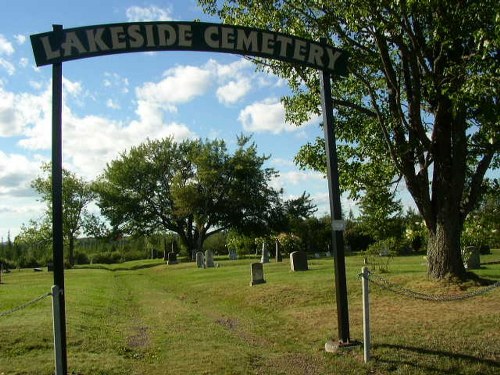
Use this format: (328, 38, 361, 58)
(31, 21, 350, 373)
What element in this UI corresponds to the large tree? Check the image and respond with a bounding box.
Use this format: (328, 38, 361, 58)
(199, 0, 499, 279)
(94, 136, 282, 253)
(31, 163, 96, 266)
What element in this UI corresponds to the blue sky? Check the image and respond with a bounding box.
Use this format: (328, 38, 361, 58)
(0, 1, 362, 240)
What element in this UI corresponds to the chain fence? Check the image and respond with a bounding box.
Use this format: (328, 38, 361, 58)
(0, 291, 53, 318)
(359, 270, 500, 302)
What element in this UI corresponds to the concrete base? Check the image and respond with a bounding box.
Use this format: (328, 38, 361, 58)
(325, 339, 361, 353)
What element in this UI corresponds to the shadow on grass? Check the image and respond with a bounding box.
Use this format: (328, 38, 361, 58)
(375, 343, 499, 373)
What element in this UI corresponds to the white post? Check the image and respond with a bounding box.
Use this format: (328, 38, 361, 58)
(362, 266, 370, 363)
(51, 285, 64, 374)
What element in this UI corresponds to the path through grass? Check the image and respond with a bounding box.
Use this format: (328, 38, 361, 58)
(1, 252, 499, 374)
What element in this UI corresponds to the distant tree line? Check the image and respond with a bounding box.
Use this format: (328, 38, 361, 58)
(1, 136, 497, 270)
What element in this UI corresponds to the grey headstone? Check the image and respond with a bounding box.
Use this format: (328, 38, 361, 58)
(290, 251, 308, 271)
(205, 249, 215, 268)
(228, 249, 238, 260)
(167, 252, 178, 265)
(314, 253, 320, 258)
(464, 246, 481, 269)
(250, 262, 266, 285)
(260, 243, 269, 263)
(196, 251, 205, 268)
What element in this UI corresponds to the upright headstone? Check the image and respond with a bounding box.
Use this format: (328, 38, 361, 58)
(290, 251, 308, 271)
(275, 240, 282, 262)
(47, 262, 54, 272)
(228, 249, 238, 260)
(167, 252, 178, 265)
(196, 251, 205, 268)
(260, 243, 269, 263)
(464, 246, 481, 269)
(205, 249, 215, 268)
(250, 263, 266, 286)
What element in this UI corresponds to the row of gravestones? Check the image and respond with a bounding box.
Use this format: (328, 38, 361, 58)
(251, 250, 310, 285)
(195, 250, 215, 268)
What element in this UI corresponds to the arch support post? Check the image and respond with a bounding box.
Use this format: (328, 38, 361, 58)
(319, 68, 351, 346)
(51, 24, 68, 375)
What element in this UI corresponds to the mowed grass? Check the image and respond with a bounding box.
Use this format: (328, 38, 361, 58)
(0, 251, 499, 374)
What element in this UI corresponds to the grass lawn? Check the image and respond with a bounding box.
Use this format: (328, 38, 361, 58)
(0, 251, 499, 374)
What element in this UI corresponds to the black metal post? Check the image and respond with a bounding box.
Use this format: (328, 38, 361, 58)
(52, 24, 68, 374)
(319, 68, 351, 344)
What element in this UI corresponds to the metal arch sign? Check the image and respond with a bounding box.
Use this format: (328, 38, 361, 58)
(30, 21, 352, 374)
(30, 21, 347, 75)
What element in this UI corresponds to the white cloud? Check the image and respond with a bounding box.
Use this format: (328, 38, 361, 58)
(103, 72, 129, 93)
(0, 35, 14, 55)
(63, 78, 83, 96)
(106, 99, 120, 109)
(0, 58, 15, 75)
(207, 58, 254, 79)
(216, 78, 251, 105)
(14, 34, 26, 45)
(136, 65, 211, 108)
(239, 98, 296, 134)
(62, 111, 195, 179)
(126, 5, 173, 22)
(271, 170, 324, 192)
(0, 151, 40, 197)
(4, 76, 196, 180)
(0, 83, 51, 137)
(19, 57, 29, 68)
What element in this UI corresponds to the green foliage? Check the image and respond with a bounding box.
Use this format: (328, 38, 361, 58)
(461, 179, 500, 249)
(344, 220, 375, 252)
(365, 237, 400, 272)
(30, 163, 97, 265)
(199, 0, 500, 279)
(275, 232, 302, 254)
(226, 231, 255, 256)
(203, 231, 227, 254)
(95, 136, 281, 253)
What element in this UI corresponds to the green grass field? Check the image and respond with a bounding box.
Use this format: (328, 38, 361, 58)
(1, 251, 499, 374)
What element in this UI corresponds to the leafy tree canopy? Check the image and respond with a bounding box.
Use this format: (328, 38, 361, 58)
(94, 135, 283, 253)
(31, 163, 96, 265)
(199, 0, 499, 280)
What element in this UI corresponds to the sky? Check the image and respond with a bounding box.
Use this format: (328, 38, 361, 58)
(0, 0, 367, 241)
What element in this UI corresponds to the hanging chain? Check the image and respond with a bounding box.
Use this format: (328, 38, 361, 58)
(359, 271, 500, 302)
(0, 291, 52, 318)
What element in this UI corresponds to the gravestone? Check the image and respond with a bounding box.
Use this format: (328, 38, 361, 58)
(196, 251, 205, 268)
(314, 253, 320, 258)
(47, 262, 54, 272)
(205, 249, 215, 268)
(464, 246, 481, 269)
(290, 251, 308, 271)
(195, 251, 204, 267)
(228, 249, 238, 260)
(325, 251, 331, 257)
(260, 243, 269, 263)
(275, 240, 282, 262)
(250, 263, 266, 285)
(167, 252, 178, 265)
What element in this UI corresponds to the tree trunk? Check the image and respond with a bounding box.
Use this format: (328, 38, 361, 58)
(68, 235, 75, 266)
(427, 219, 466, 280)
